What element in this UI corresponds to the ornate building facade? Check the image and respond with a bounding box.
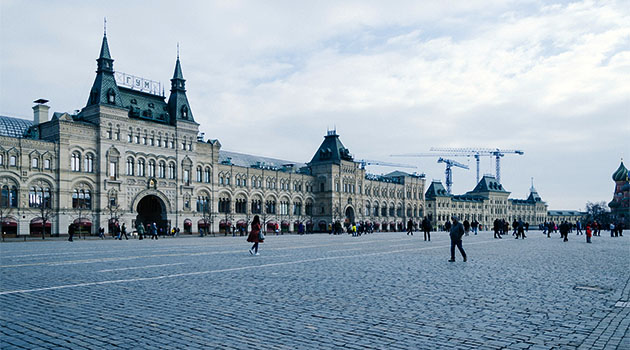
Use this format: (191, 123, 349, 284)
(0, 34, 427, 237)
(424, 176, 548, 230)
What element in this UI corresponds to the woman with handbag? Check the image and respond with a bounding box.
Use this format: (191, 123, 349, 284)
(247, 215, 264, 255)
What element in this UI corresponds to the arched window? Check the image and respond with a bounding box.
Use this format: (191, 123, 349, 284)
(235, 198, 247, 214)
(196, 167, 202, 182)
(44, 159, 51, 169)
(265, 200, 276, 214)
(72, 189, 92, 209)
(84, 154, 94, 172)
(9, 155, 16, 166)
(107, 89, 116, 104)
(29, 186, 51, 208)
(293, 201, 302, 215)
(251, 199, 262, 214)
(71, 153, 80, 172)
(148, 160, 155, 177)
(181, 105, 188, 119)
(196, 195, 209, 213)
(219, 197, 231, 213)
(137, 159, 145, 177)
(168, 163, 175, 179)
(158, 161, 166, 178)
(1, 185, 10, 207)
(204, 168, 211, 183)
(126, 158, 134, 176)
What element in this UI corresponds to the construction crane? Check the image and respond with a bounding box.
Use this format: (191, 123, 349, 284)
(437, 158, 469, 194)
(430, 148, 524, 184)
(355, 159, 416, 170)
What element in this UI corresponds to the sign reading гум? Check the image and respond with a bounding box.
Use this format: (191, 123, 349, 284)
(114, 72, 163, 96)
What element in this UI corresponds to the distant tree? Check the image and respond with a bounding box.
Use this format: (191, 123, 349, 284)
(585, 201, 611, 226)
(37, 192, 55, 240)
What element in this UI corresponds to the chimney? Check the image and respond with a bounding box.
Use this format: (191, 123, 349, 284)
(33, 99, 50, 125)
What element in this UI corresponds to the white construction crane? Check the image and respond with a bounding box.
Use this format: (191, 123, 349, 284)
(356, 159, 416, 170)
(437, 158, 469, 194)
(430, 147, 524, 184)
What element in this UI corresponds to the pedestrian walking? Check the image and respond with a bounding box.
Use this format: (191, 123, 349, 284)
(247, 215, 263, 255)
(68, 223, 75, 242)
(560, 221, 569, 242)
(517, 219, 526, 239)
(119, 223, 128, 240)
(463, 219, 470, 236)
(150, 222, 158, 240)
(137, 223, 144, 240)
(448, 216, 467, 262)
(586, 223, 592, 243)
(422, 217, 432, 241)
(407, 219, 414, 236)
(98, 226, 105, 239)
(493, 219, 502, 239)
(472, 220, 479, 235)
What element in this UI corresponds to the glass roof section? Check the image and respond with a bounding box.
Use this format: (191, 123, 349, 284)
(0, 116, 32, 138)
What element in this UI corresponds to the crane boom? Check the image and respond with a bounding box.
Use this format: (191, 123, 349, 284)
(356, 159, 416, 170)
(429, 147, 524, 183)
(436, 157, 469, 194)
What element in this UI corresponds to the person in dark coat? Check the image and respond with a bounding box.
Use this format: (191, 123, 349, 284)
(463, 219, 470, 236)
(517, 219, 525, 239)
(559, 221, 570, 242)
(444, 220, 451, 232)
(422, 217, 432, 241)
(68, 223, 75, 242)
(448, 216, 466, 262)
(493, 219, 502, 239)
(406, 219, 413, 236)
(137, 223, 144, 240)
(119, 223, 128, 240)
(247, 215, 263, 255)
(150, 222, 158, 240)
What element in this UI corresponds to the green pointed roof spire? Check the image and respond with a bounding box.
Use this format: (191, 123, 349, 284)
(99, 34, 111, 60)
(167, 50, 194, 123)
(612, 160, 629, 181)
(85, 31, 121, 108)
(173, 57, 184, 80)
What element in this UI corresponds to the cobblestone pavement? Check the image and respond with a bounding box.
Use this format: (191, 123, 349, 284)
(1, 230, 628, 349)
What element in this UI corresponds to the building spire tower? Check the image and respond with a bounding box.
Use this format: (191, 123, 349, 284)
(85, 27, 122, 108)
(167, 45, 194, 124)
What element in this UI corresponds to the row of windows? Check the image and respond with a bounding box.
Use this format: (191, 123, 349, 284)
(363, 204, 423, 218)
(125, 159, 176, 179)
(0, 154, 52, 170)
(335, 183, 411, 199)
(216, 198, 314, 216)
(71, 153, 94, 172)
(219, 176, 315, 193)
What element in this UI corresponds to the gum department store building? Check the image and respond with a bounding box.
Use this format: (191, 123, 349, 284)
(0, 34, 548, 237)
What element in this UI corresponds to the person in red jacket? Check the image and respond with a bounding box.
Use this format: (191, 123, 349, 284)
(585, 223, 592, 244)
(247, 215, 263, 255)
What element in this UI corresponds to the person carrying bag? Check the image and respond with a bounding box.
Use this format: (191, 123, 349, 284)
(247, 215, 263, 256)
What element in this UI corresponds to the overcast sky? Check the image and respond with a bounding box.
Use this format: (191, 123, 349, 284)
(1, 0, 628, 211)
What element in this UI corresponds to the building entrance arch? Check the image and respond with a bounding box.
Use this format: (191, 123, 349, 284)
(345, 206, 355, 224)
(136, 195, 167, 232)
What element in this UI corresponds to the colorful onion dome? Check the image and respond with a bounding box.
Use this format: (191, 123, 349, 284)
(612, 161, 629, 181)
